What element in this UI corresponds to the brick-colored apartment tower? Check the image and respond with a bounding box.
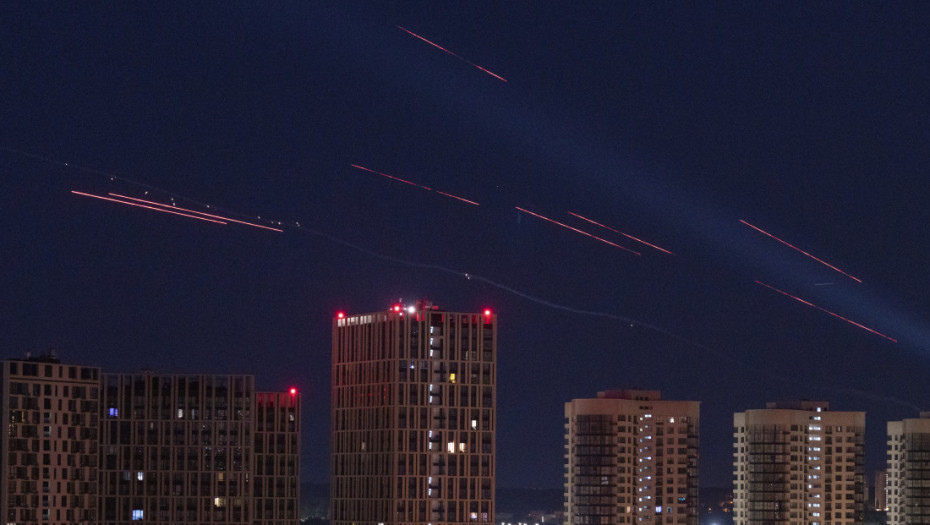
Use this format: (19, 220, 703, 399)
(1, 354, 299, 524)
(254, 389, 301, 524)
(733, 401, 865, 525)
(332, 301, 496, 525)
(0, 354, 101, 524)
(99, 373, 258, 523)
(564, 389, 700, 525)
(99, 372, 300, 524)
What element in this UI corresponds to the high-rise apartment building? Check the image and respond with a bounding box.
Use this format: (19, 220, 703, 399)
(563, 389, 700, 525)
(1, 354, 101, 524)
(1, 354, 299, 524)
(886, 413, 930, 524)
(331, 301, 496, 525)
(254, 389, 301, 524)
(102, 373, 252, 523)
(733, 401, 865, 525)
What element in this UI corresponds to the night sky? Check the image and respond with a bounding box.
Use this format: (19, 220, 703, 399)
(4, 2, 930, 490)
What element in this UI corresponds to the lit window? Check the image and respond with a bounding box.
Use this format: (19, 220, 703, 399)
(448, 442, 455, 453)
(214, 497, 226, 507)
(137, 472, 144, 481)
(471, 419, 478, 429)
(177, 409, 184, 419)
(132, 510, 143, 520)
(459, 442, 466, 453)
(109, 407, 118, 417)
(449, 373, 456, 384)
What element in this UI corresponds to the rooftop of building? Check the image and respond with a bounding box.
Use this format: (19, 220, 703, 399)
(764, 400, 830, 411)
(598, 389, 662, 401)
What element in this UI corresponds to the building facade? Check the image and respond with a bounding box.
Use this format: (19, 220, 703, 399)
(1, 355, 299, 525)
(563, 389, 700, 525)
(733, 401, 865, 525)
(332, 301, 496, 525)
(99, 373, 260, 523)
(254, 390, 301, 524)
(0, 354, 101, 524)
(887, 413, 930, 524)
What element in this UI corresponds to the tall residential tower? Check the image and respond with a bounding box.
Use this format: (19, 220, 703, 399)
(1, 354, 300, 525)
(886, 413, 930, 524)
(564, 389, 700, 525)
(733, 401, 865, 525)
(1, 354, 101, 524)
(332, 301, 496, 525)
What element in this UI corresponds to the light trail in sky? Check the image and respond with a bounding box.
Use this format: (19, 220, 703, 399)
(741, 219, 862, 283)
(435, 191, 479, 206)
(396, 26, 508, 82)
(350, 164, 432, 190)
(516, 206, 640, 255)
(351, 164, 480, 206)
(3, 147, 286, 231)
(569, 211, 674, 255)
(9, 148, 920, 411)
(72, 191, 228, 225)
(109, 193, 283, 232)
(755, 280, 896, 342)
(292, 219, 917, 410)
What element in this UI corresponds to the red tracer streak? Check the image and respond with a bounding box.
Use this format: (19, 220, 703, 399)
(516, 207, 640, 255)
(741, 220, 861, 283)
(397, 26, 508, 83)
(755, 280, 896, 342)
(569, 212, 674, 255)
(350, 164, 431, 190)
(109, 193, 283, 232)
(72, 191, 227, 225)
(436, 191, 479, 206)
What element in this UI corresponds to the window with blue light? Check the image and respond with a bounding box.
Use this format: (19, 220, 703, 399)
(132, 509, 143, 520)
(109, 407, 118, 417)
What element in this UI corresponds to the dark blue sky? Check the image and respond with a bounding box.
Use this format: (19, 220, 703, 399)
(3, 2, 930, 489)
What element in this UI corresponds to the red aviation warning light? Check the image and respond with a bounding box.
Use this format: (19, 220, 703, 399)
(392, 304, 402, 313)
(336, 311, 345, 319)
(289, 387, 297, 396)
(483, 308, 492, 317)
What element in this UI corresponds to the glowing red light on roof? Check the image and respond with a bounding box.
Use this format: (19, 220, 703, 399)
(289, 387, 297, 395)
(336, 312, 345, 319)
(393, 304, 402, 312)
(483, 309, 492, 316)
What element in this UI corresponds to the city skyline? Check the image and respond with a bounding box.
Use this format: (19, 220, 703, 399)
(5, 2, 930, 490)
